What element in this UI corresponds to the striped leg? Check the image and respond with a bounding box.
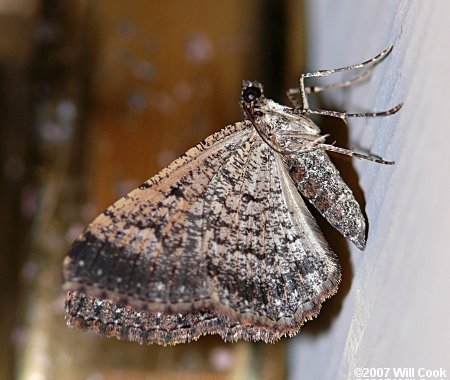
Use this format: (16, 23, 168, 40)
(292, 45, 394, 111)
(308, 103, 403, 126)
(317, 143, 395, 165)
(287, 66, 375, 107)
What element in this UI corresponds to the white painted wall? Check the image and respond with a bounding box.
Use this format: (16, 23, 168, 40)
(289, 1, 450, 379)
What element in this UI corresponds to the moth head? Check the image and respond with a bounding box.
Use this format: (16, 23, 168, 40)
(241, 80, 264, 105)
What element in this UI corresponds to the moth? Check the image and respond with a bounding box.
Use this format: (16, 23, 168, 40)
(63, 46, 401, 345)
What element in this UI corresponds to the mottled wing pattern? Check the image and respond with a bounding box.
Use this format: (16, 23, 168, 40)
(63, 120, 340, 345)
(64, 122, 253, 307)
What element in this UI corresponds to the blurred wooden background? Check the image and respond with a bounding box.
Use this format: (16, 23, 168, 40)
(0, 1, 305, 379)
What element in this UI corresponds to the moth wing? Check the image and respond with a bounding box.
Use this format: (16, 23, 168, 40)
(63, 121, 253, 305)
(63, 121, 340, 344)
(196, 134, 340, 342)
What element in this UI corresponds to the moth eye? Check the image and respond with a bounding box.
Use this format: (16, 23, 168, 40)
(243, 86, 262, 103)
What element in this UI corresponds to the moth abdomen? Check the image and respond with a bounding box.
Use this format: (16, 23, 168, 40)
(287, 150, 366, 250)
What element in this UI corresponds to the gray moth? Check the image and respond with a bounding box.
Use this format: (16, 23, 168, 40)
(63, 46, 401, 345)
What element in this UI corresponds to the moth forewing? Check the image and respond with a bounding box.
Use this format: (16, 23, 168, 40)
(64, 119, 341, 345)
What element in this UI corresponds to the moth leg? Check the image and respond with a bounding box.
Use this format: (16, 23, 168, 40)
(304, 134, 329, 149)
(307, 103, 403, 124)
(308, 66, 374, 94)
(287, 66, 374, 107)
(281, 133, 329, 153)
(295, 45, 394, 111)
(344, 103, 403, 118)
(318, 143, 395, 165)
